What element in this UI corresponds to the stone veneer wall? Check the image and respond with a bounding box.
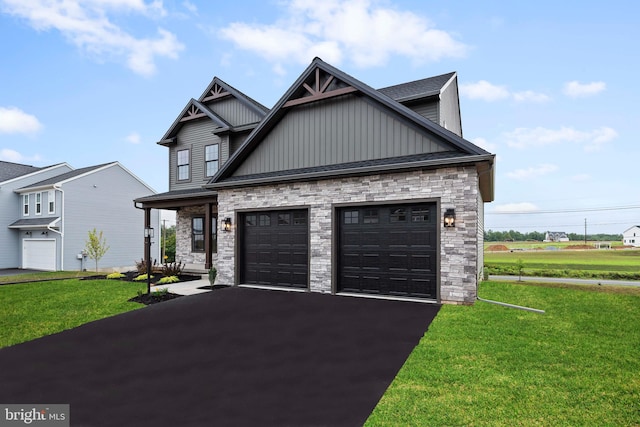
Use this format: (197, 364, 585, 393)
(175, 206, 206, 264)
(216, 166, 480, 304)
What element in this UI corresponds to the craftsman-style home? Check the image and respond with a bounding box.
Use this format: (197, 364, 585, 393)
(135, 58, 495, 304)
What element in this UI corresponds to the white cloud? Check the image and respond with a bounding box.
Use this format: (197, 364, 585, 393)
(563, 80, 606, 98)
(459, 80, 509, 101)
(0, 107, 43, 134)
(493, 202, 539, 214)
(0, 148, 42, 163)
(182, 1, 197, 14)
(504, 126, 617, 152)
(460, 81, 549, 103)
(506, 163, 558, 180)
(219, 0, 468, 73)
(512, 90, 551, 103)
(1, 0, 183, 76)
(125, 131, 141, 144)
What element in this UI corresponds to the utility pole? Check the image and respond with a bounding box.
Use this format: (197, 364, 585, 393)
(584, 218, 587, 246)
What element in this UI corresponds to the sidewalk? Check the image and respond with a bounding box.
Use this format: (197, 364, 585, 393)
(150, 278, 213, 295)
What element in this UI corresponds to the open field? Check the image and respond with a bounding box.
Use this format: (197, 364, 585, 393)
(484, 240, 626, 250)
(367, 281, 640, 426)
(484, 245, 640, 280)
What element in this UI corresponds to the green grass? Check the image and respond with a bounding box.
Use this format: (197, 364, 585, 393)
(485, 249, 640, 280)
(366, 281, 640, 426)
(0, 270, 98, 285)
(485, 240, 625, 250)
(0, 279, 146, 348)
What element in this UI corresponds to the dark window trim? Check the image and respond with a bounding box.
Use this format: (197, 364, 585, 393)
(191, 215, 218, 253)
(204, 143, 220, 178)
(177, 148, 191, 182)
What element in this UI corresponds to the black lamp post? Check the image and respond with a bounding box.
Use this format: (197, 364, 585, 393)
(144, 226, 154, 294)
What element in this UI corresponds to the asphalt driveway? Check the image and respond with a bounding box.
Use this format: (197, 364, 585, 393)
(0, 287, 440, 426)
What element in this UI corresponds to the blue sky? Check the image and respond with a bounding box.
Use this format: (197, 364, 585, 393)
(1, 0, 637, 234)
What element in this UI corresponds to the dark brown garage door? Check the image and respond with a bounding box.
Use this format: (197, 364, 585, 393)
(240, 209, 309, 289)
(338, 203, 438, 299)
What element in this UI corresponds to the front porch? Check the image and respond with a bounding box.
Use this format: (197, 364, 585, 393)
(134, 189, 218, 272)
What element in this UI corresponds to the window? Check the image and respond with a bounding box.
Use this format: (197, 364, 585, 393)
(344, 210, 359, 224)
(245, 215, 257, 226)
(278, 213, 291, 226)
(205, 144, 219, 177)
(293, 212, 307, 225)
(48, 190, 55, 214)
(35, 193, 42, 215)
(177, 149, 190, 181)
(191, 216, 218, 253)
(259, 214, 271, 227)
(390, 208, 407, 222)
(411, 208, 430, 222)
(363, 209, 378, 224)
(23, 194, 29, 216)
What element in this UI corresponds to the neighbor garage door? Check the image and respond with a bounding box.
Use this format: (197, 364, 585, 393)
(239, 209, 309, 288)
(338, 203, 437, 299)
(23, 239, 56, 271)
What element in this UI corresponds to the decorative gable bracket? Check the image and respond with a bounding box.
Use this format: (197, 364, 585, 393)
(201, 83, 231, 102)
(180, 104, 206, 122)
(283, 68, 357, 108)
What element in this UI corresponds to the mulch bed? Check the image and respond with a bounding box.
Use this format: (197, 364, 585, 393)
(0, 287, 440, 426)
(128, 291, 183, 305)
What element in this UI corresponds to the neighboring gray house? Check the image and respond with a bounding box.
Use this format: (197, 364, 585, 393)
(2, 161, 159, 271)
(136, 58, 495, 304)
(622, 226, 640, 247)
(544, 231, 570, 243)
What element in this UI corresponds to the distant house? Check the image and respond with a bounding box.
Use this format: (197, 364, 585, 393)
(1, 161, 160, 271)
(135, 58, 496, 304)
(622, 226, 640, 247)
(544, 231, 569, 243)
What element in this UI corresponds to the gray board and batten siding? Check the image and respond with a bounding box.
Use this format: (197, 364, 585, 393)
(232, 94, 451, 177)
(204, 96, 264, 128)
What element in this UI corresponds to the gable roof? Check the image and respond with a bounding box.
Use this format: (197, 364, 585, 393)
(377, 72, 456, 102)
(0, 161, 71, 186)
(208, 58, 494, 200)
(158, 77, 270, 145)
(0, 161, 42, 182)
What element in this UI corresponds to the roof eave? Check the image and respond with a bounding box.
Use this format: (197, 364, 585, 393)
(208, 154, 495, 190)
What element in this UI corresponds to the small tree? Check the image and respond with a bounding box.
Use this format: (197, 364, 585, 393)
(516, 258, 525, 281)
(85, 228, 110, 272)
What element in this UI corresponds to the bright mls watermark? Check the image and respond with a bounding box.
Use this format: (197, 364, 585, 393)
(0, 405, 69, 426)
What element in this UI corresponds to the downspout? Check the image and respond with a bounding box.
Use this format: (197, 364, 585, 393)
(52, 185, 65, 270)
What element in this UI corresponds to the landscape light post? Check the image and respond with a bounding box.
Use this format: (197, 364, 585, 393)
(144, 226, 154, 294)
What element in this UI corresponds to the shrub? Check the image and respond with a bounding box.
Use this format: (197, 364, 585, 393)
(135, 258, 157, 275)
(161, 261, 184, 277)
(157, 276, 179, 285)
(151, 287, 169, 297)
(133, 274, 154, 282)
(106, 272, 125, 279)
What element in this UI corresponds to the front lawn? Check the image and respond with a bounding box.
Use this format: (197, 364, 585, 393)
(0, 279, 146, 348)
(367, 281, 640, 426)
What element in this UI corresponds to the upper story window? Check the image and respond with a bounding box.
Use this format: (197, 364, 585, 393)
(177, 149, 190, 181)
(205, 144, 219, 177)
(48, 190, 55, 214)
(22, 194, 29, 216)
(35, 193, 42, 215)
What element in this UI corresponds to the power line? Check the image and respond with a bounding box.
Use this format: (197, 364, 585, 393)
(487, 205, 640, 215)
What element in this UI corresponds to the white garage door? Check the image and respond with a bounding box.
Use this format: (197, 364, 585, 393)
(23, 239, 56, 271)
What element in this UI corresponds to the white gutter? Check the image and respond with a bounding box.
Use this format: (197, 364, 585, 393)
(53, 185, 65, 270)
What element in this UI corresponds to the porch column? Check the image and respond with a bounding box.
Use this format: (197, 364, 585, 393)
(205, 203, 212, 270)
(144, 207, 151, 267)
